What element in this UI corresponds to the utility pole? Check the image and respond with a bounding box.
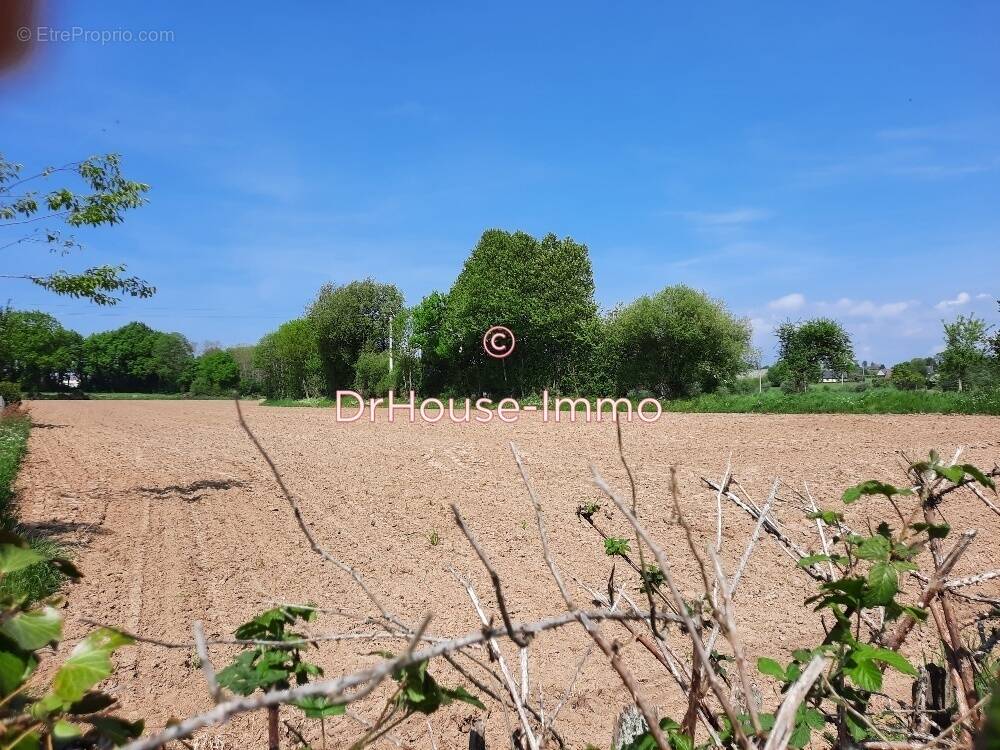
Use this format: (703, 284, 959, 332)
(388, 315, 394, 373)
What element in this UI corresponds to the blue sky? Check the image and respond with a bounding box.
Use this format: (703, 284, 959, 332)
(2, 2, 998, 363)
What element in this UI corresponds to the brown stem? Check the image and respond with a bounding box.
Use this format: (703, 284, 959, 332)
(267, 705, 279, 750)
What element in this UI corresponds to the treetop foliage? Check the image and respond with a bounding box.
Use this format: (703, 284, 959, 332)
(1, 152, 154, 305)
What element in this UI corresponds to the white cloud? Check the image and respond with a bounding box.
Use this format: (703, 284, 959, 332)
(934, 292, 971, 310)
(976, 292, 994, 300)
(767, 292, 806, 311)
(673, 208, 771, 227)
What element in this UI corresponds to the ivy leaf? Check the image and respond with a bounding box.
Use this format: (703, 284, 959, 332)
(0, 606, 62, 651)
(842, 481, 912, 505)
(51, 628, 134, 705)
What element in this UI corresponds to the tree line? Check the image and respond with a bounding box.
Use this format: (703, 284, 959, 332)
(248, 230, 756, 401)
(3, 229, 998, 401)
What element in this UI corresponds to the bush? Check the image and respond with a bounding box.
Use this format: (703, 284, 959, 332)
(606, 285, 751, 398)
(0, 381, 21, 405)
(889, 362, 927, 391)
(854, 381, 870, 392)
(354, 351, 394, 397)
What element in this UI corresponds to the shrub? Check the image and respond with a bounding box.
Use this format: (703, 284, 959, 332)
(0, 381, 21, 405)
(606, 285, 751, 398)
(353, 351, 394, 397)
(889, 362, 927, 391)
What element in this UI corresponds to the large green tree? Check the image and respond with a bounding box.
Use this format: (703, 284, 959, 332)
(307, 279, 404, 394)
(253, 318, 325, 399)
(82, 322, 193, 392)
(184, 349, 241, 395)
(773, 318, 854, 392)
(605, 285, 751, 398)
(939, 314, 992, 392)
(410, 291, 452, 395)
(432, 229, 600, 396)
(0, 153, 155, 305)
(0, 309, 82, 391)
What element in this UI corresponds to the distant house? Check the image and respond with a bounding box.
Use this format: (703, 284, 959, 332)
(876, 367, 889, 378)
(820, 370, 844, 383)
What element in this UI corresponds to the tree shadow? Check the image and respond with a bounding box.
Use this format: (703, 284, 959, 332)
(137, 478, 246, 502)
(30, 422, 68, 429)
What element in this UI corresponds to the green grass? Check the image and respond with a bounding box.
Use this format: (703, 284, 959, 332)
(260, 397, 336, 407)
(0, 409, 70, 603)
(662, 387, 1000, 415)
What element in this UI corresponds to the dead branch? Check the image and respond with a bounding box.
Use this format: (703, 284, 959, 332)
(234, 400, 404, 630)
(452, 503, 530, 648)
(593, 465, 753, 750)
(450, 567, 540, 750)
(761, 655, 828, 750)
(512, 442, 673, 750)
(192, 621, 222, 704)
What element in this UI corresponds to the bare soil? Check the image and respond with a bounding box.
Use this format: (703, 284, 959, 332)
(17, 400, 1000, 749)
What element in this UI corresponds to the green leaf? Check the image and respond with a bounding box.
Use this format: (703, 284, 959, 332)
(806, 509, 843, 524)
(757, 657, 786, 681)
(0, 606, 63, 650)
(841, 480, 911, 505)
(293, 696, 346, 718)
(603, 537, 631, 556)
(844, 656, 882, 692)
(789, 720, 811, 749)
(959, 464, 996, 491)
(86, 716, 145, 744)
(51, 720, 82, 740)
(442, 685, 486, 710)
(935, 465, 965, 483)
(67, 691, 117, 714)
(862, 647, 916, 676)
(911, 522, 951, 540)
(797, 554, 832, 568)
(0, 647, 38, 697)
(0, 544, 44, 575)
(51, 628, 134, 705)
(865, 563, 898, 606)
(854, 535, 891, 561)
(803, 707, 825, 730)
